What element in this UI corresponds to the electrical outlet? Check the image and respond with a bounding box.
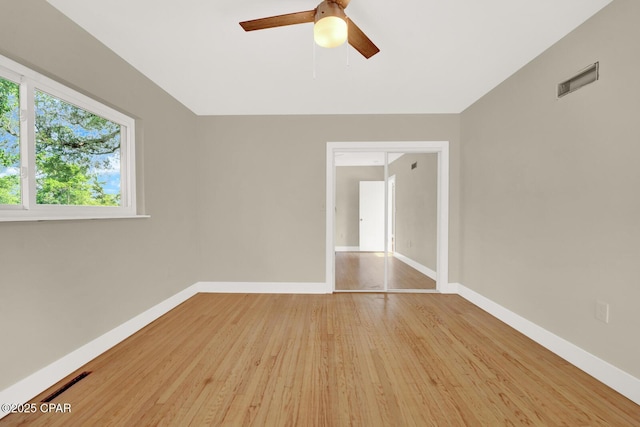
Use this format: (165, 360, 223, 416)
(595, 301, 610, 323)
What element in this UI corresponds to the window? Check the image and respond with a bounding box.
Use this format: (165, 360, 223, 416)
(0, 54, 138, 221)
(0, 76, 20, 205)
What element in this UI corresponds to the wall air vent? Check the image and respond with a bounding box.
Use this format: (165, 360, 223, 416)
(557, 62, 599, 98)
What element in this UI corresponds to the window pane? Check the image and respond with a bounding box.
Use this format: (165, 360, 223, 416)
(35, 90, 121, 206)
(0, 77, 20, 205)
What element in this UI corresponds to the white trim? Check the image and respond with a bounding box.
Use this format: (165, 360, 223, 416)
(0, 214, 150, 223)
(436, 146, 450, 289)
(384, 156, 389, 290)
(326, 141, 449, 293)
(326, 145, 337, 294)
(0, 54, 132, 126)
(335, 246, 360, 252)
(196, 282, 328, 294)
(0, 285, 199, 419)
(393, 252, 437, 281)
(439, 282, 459, 294)
(333, 289, 441, 294)
(456, 283, 640, 406)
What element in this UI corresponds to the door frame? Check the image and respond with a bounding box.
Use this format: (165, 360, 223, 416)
(387, 174, 396, 254)
(326, 141, 450, 293)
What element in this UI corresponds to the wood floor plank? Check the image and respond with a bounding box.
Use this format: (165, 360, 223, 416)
(335, 252, 437, 291)
(2, 293, 638, 426)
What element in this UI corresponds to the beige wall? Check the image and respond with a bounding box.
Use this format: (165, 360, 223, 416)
(461, 0, 640, 378)
(389, 153, 438, 271)
(196, 115, 461, 283)
(0, 1, 200, 389)
(335, 166, 384, 248)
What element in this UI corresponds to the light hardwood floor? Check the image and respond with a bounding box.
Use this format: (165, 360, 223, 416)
(335, 252, 437, 291)
(3, 293, 638, 426)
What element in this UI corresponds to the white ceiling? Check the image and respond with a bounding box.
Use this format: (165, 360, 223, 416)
(47, 0, 611, 116)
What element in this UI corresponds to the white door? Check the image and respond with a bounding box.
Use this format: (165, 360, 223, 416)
(359, 181, 385, 252)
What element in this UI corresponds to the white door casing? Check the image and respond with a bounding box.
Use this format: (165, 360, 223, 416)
(326, 141, 450, 293)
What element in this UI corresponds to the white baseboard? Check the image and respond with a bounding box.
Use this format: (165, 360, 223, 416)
(439, 282, 459, 294)
(455, 283, 640, 406)
(196, 281, 329, 294)
(393, 252, 437, 281)
(3, 281, 637, 421)
(0, 284, 200, 420)
(335, 246, 359, 252)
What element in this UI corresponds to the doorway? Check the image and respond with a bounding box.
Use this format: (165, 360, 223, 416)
(326, 142, 449, 293)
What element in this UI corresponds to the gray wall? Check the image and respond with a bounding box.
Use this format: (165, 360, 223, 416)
(461, 0, 640, 378)
(389, 153, 438, 271)
(335, 166, 384, 248)
(0, 1, 200, 389)
(196, 115, 462, 284)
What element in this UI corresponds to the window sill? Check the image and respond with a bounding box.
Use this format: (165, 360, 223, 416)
(0, 214, 150, 223)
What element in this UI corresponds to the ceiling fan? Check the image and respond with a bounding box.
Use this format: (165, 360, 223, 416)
(239, 0, 379, 59)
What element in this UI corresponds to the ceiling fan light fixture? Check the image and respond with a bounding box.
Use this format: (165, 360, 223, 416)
(314, 2, 348, 48)
(239, 0, 379, 59)
(314, 16, 347, 47)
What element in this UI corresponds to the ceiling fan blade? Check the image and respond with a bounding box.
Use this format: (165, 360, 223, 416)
(240, 10, 315, 32)
(334, 0, 351, 8)
(347, 18, 379, 59)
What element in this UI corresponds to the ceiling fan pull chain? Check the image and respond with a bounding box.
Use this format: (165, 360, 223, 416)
(313, 37, 317, 79)
(346, 39, 350, 67)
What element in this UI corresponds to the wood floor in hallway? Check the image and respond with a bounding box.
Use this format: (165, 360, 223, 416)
(335, 251, 437, 291)
(2, 293, 638, 426)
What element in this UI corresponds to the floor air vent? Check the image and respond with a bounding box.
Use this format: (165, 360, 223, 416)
(41, 371, 92, 402)
(557, 62, 599, 98)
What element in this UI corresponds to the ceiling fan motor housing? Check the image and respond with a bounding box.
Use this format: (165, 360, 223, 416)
(315, 1, 347, 23)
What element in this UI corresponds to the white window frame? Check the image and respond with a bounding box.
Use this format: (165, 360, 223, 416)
(0, 53, 142, 222)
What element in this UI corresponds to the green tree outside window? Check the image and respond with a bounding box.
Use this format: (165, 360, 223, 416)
(0, 77, 121, 207)
(0, 78, 20, 205)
